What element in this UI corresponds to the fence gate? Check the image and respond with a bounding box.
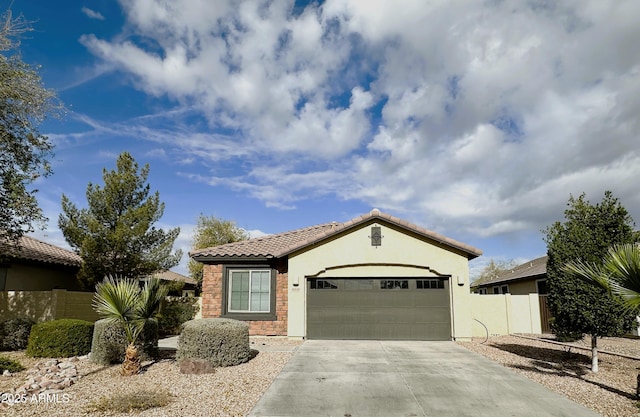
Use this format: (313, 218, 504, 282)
(538, 295, 552, 333)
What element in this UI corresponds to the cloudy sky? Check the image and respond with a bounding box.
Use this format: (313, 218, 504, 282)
(9, 0, 640, 279)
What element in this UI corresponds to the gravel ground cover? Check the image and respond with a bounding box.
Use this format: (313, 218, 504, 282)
(1, 337, 301, 417)
(458, 335, 640, 417)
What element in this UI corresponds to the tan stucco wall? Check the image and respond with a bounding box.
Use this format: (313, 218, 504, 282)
(287, 221, 474, 340)
(470, 293, 542, 337)
(503, 280, 537, 295)
(0, 289, 98, 322)
(4, 263, 82, 291)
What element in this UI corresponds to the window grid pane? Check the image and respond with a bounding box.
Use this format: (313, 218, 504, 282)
(229, 270, 270, 313)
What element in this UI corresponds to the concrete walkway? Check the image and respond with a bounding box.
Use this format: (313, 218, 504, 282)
(249, 340, 601, 417)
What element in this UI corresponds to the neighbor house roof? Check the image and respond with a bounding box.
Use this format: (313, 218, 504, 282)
(0, 235, 82, 268)
(147, 270, 197, 286)
(476, 255, 548, 287)
(190, 209, 483, 261)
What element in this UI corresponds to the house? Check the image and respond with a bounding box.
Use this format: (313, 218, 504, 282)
(143, 270, 198, 297)
(473, 256, 548, 295)
(190, 209, 482, 341)
(0, 236, 83, 291)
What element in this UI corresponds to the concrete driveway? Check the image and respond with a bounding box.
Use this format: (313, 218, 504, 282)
(249, 340, 600, 417)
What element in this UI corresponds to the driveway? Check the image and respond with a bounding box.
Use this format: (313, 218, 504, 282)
(249, 340, 601, 417)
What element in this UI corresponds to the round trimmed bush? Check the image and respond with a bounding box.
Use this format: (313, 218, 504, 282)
(26, 319, 94, 358)
(90, 319, 159, 365)
(177, 318, 250, 367)
(0, 317, 35, 351)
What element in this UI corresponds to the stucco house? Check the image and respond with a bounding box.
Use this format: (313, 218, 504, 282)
(0, 236, 83, 291)
(473, 256, 548, 295)
(190, 209, 482, 341)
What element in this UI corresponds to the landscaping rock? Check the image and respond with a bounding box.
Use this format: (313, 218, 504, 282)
(179, 359, 216, 374)
(15, 357, 86, 395)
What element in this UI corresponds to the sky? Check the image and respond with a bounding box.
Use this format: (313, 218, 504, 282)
(6, 0, 640, 280)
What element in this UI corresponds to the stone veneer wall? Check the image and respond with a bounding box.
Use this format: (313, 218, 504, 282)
(201, 259, 288, 336)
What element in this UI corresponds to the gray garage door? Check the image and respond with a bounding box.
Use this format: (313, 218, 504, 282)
(307, 277, 451, 340)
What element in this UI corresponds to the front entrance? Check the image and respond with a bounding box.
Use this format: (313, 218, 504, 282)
(306, 277, 451, 340)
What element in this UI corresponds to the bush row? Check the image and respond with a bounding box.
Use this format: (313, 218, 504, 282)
(158, 296, 200, 336)
(0, 318, 34, 351)
(26, 319, 94, 358)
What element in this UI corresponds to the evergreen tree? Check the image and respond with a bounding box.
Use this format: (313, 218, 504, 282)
(188, 215, 248, 290)
(0, 11, 61, 246)
(544, 191, 637, 371)
(59, 152, 181, 289)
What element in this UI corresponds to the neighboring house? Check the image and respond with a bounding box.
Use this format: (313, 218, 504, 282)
(191, 209, 482, 341)
(0, 236, 83, 291)
(143, 270, 198, 297)
(473, 256, 548, 295)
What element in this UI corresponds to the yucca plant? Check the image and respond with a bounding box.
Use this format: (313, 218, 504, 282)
(93, 276, 168, 376)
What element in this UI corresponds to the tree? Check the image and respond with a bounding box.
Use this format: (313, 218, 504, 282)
(0, 10, 61, 246)
(565, 243, 640, 391)
(59, 152, 182, 289)
(93, 276, 168, 376)
(188, 215, 248, 289)
(543, 191, 637, 372)
(470, 259, 516, 290)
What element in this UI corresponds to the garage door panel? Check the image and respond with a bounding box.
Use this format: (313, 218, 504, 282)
(307, 278, 451, 341)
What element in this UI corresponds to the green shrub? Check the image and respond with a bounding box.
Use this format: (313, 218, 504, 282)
(26, 319, 94, 358)
(177, 318, 250, 367)
(158, 297, 200, 336)
(90, 319, 159, 365)
(0, 356, 25, 373)
(0, 317, 35, 351)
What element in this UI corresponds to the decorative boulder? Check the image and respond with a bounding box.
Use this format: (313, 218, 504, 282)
(177, 318, 250, 367)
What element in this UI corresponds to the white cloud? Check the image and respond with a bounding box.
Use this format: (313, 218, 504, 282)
(78, 0, 640, 239)
(81, 7, 105, 21)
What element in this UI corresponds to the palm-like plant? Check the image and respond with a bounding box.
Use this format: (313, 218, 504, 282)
(93, 276, 168, 376)
(564, 243, 640, 379)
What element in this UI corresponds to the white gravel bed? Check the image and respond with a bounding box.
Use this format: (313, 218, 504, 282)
(1, 337, 302, 417)
(458, 335, 639, 417)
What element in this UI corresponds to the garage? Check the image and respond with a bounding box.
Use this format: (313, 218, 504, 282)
(307, 277, 451, 340)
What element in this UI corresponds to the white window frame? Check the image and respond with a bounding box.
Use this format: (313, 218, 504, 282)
(228, 269, 271, 313)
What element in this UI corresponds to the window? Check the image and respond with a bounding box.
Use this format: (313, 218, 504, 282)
(493, 285, 509, 294)
(0, 267, 6, 291)
(536, 279, 548, 294)
(380, 280, 408, 289)
(416, 279, 445, 289)
(228, 270, 271, 313)
(310, 279, 338, 289)
(477, 288, 488, 294)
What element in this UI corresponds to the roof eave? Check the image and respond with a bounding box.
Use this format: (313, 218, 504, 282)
(191, 255, 274, 263)
(277, 214, 482, 259)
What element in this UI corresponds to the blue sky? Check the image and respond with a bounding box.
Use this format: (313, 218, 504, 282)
(8, 0, 640, 279)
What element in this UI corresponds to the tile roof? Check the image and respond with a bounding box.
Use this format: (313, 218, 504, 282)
(190, 209, 483, 261)
(1, 236, 82, 267)
(147, 270, 197, 285)
(476, 255, 548, 287)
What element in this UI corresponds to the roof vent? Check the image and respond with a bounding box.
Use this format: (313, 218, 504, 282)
(370, 208, 381, 216)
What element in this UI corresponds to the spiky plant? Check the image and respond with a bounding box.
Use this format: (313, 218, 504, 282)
(93, 276, 168, 376)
